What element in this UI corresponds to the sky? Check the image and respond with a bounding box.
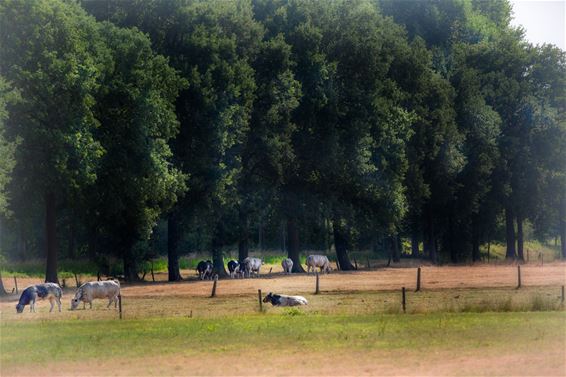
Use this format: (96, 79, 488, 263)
(509, 0, 565, 49)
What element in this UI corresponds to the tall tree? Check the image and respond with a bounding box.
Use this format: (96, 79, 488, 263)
(85, 23, 186, 281)
(1, 0, 105, 282)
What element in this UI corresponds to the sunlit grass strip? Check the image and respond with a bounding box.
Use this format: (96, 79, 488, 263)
(1, 311, 564, 367)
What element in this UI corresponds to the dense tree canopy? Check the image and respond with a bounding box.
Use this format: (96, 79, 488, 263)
(0, 0, 564, 281)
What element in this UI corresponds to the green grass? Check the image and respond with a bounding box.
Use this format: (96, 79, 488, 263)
(1, 259, 100, 278)
(484, 240, 561, 262)
(1, 311, 564, 367)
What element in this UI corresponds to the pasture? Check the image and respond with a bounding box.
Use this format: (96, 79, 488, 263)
(1, 263, 565, 376)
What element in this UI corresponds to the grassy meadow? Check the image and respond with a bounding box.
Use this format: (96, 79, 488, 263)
(1, 310, 565, 376)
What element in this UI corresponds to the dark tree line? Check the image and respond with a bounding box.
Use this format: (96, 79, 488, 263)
(0, 0, 564, 282)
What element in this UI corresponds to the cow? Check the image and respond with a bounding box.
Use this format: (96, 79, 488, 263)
(306, 255, 332, 274)
(242, 257, 262, 278)
(227, 260, 242, 278)
(71, 280, 120, 310)
(16, 283, 62, 313)
(281, 258, 293, 274)
(263, 292, 308, 307)
(197, 260, 213, 280)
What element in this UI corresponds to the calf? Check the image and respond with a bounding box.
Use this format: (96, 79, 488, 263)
(242, 257, 262, 278)
(227, 260, 242, 278)
(281, 258, 293, 274)
(306, 255, 332, 274)
(16, 283, 62, 313)
(71, 280, 120, 310)
(263, 292, 308, 306)
(197, 260, 213, 280)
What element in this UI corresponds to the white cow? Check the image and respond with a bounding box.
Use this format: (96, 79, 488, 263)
(306, 255, 332, 274)
(71, 280, 121, 310)
(263, 292, 308, 306)
(281, 258, 293, 274)
(242, 257, 262, 278)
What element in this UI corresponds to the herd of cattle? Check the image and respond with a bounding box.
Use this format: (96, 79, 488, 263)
(197, 254, 332, 280)
(14, 254, 332, 313)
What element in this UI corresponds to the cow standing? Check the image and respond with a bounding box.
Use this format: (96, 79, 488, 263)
(227, 260, 242, 278)
(197, 260, 213, 280)
(281, 258, 293, 274)
(16, 283, 62, 313)
(306, 255, 332, 274)
(71, 280, 120, 310)
(242, 257, 262, 278)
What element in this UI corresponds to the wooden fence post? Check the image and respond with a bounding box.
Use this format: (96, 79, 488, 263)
(13, 276, 18, 294)
(415, 267, 421, 292)
(402, 287, 406, 313)
(118, 294, 122, 320)
(151, 261, 155, 282)
(517, 265, 521, 289)
(210, 275, 218, 298)
(258, 289, 263, 311)
(315, 272, 320, 294)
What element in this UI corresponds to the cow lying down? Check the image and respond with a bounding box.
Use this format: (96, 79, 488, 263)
(263, 292, 308, 307)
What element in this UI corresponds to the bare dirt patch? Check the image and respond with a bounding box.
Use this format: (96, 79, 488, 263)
(2, 343, 564, 376)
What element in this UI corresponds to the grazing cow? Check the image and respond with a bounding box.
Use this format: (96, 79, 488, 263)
(263, 292, 308, 306)
(306, 255, 332, 274)
(16, 283, 62, 313)
(227, 260, 242, 278)
(71, 280, 121, 310)
(242, 257, 262, 278)
(197, 260, 213, 280)
(281, 258, 293, 274)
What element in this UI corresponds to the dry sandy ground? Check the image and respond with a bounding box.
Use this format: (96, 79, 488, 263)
(2, 344, 565, 376)
(3, 263, 565, 299)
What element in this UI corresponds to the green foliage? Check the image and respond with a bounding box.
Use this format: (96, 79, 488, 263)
(0, 77, 19, 216)
(0, 0, 563, 275)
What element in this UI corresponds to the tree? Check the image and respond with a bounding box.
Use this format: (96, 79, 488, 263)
(238, 34, 301, 262)
(1, 0, 104, 283)
(0, 77, 19, 296)
(85, 23, 186, 281)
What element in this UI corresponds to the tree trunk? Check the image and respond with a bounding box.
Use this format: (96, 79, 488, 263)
(18, 224, 27, 261)
(426, 216, 437, 264)
(448, 212, 457, 263)
(471, 218, 480, 263)
(333, 219, 354, 270)
(516, 213, 524, 261)
(505, 206, 516, 260)
(258, 213, 263, 252)
(238, 209, 249, 262)
(44, 192, 59, 284)
(560, 196, 566, 259)
(123, 253, 139, 281)
(68, 219, 76, 259)
(287, 216, 305, 272)
(212, 233, 228, 278)
(167, 211, 182, 281)
(411, 228, 419, 257)
(391, 235, 400, 263)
